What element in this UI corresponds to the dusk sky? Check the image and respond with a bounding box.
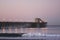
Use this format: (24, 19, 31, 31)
(0, 0, 60, 25)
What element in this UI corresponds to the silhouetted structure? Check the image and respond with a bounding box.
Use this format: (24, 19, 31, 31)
(35, 18, 44, 23)
(0, 18, 47, 28)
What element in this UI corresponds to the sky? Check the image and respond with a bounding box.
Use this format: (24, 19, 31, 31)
(0, 0, 60, 25)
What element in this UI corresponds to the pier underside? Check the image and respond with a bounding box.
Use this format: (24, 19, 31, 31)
(0, 22, 47, 28)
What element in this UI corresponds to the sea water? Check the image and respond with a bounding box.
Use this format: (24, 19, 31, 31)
(0, 25, 60, 40)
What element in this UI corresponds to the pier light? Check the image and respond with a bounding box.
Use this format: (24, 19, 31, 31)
(2, 18, 6, 21)
(8, 19, 12, 21)
(40, 21, 42, 23)
(15, 19, 18, 21)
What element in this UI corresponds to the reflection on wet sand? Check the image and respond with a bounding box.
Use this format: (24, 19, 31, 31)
(0, 27, 48, 34)
(41, 28, 48, 34)
(0, 26, 60, 34)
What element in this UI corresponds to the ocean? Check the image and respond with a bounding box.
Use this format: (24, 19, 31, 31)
(0, 25, 60, 40)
